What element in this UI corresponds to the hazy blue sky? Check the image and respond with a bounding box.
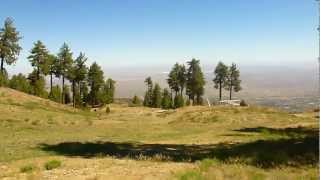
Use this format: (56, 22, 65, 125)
(0, 0, 318, 74)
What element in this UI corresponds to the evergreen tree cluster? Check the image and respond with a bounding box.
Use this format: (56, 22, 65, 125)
(142, 58, 207, 109)
(0, 18, 116, 108)
(141, 59, 242, 109)
(142, 76, 173, 109)
(213, 61, 241, 100)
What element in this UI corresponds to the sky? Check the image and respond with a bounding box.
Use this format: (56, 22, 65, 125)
(0, 0, 318, 75)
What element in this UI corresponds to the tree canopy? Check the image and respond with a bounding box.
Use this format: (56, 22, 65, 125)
(0, 18, 22, 75)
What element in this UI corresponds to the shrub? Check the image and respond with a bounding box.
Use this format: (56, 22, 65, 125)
(106, 106, 111, 114)
(240, 99, 248, 106)
(31, 120, 40, 126)
(130, 95, 141, 107)
(44, 160, 61, 170)
(9, 73, 31, 93)
(20, 164, 35, 173)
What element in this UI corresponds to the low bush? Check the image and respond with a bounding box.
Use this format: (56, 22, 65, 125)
(20, 164, 35, 173)
(44, 160, 61, 170)
(106, 106, 111, 114)
(176, 170, 203, 180)
(240, 100, 248, 106)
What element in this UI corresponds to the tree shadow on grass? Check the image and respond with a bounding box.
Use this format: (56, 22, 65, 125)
(234, 126, 317, 138)
(39, 127, 318, 168)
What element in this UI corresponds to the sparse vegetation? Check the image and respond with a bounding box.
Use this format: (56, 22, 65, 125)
(20, 164, 36, 173)
(240, 99, 248, 106)
(0, 87, 317, 179)
(106, 106, 111, 114)
(44, 160, 61, 170)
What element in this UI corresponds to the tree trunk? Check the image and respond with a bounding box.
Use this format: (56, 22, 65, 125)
(192, 96, 195, 105)
(91, 83, 94, 108)
(50, 73, 53, 93)
(62, 75, 65, 104)
(0, 57, 4, 75)
(72, 80, 75, 108)
(78, 81, 81, 107)
(219, 81, 222, 101)
(37, 66, 40, 80)
(229, 83, 232, 100)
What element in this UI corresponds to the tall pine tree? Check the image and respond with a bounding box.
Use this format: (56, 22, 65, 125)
(213, 61, 228, 101)
(161, 88, 172, 109)
(167, 63, 180, 96)
(186, 59, 205, 105)
(225, 63, 241, 100)
(102, 78, 116, 104)
(47, 54, 58, 94)
(28, 40, 49, 80)
(152, 83, 162, 108)
(0, 18, 22, 76)
(87, 62, 104, 107)
(57, 43, 73, 104)
(74, 52, 88, 107)
(143, 77, 153, 107)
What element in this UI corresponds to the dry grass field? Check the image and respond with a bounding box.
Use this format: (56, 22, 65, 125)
(0, 87, 318, 180)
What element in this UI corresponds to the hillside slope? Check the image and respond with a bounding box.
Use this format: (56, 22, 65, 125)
(0, 88, 318, 179)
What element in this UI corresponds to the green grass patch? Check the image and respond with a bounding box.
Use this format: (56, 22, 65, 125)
(20, 164, 36, 173)
(198, 158, 219, 171)
(176, 170, 203, 180)
(44, 160, 61, 170)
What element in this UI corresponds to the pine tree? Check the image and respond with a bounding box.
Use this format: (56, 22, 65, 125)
(167, 63, 180, 96)
(80, 81, 89, 106)
(225, 63, 242, 100)
(74, 52, 88, 107)
(161, 88, 172, 109)
(213, 61, 228, 101)
(47, 54, 58, 94)
(0, 18, 22, 77)
(177, 64, 187, 95)
(28, 41, 49, 80)
(143, 77, 153, 107)
(102, 78, 115, 104)
(57, 43, 73, 104)
(87, 62, 104, 107)
(186, 59, 205, 105)
(67, 60, 77, 107)
(152, 83, 162, 108)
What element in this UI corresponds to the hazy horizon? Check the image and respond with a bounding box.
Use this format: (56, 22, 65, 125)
(1, 0, 318, 76)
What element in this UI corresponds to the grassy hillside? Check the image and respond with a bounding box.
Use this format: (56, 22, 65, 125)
(0, 87, 318, 179)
